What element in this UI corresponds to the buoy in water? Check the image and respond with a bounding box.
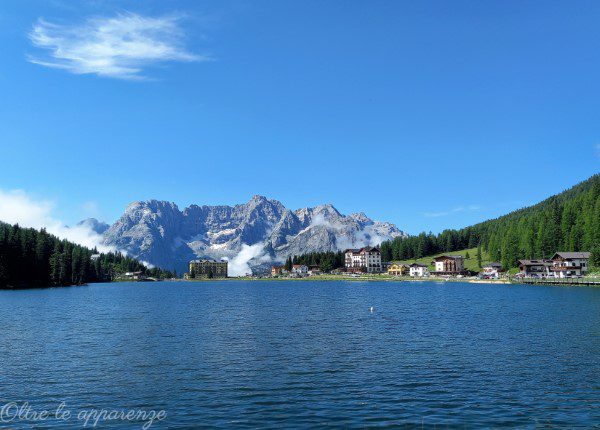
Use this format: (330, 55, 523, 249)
(369, 306, 374, 313)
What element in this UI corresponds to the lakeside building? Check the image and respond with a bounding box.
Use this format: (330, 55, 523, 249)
(409, 263, 429, 277)
(188, 259, 228, 278)
(549, 252, 591, 278)
(432, 255, 467, 275)
(292, 264, 308, 276)
(122, 271, 146, 281)
(344, 247, 382, 273)
(518, 259, 552, 277)
(271, 265, 288, 276)
(482, 262, 503, 278)
(308, 266, 322, 276)
(387, 263, 409, 276)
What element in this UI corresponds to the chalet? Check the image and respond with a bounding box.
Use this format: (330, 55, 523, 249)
(292, 264, 308, 276)
(549, 252, 591, 278)
(409, 263, 429, 277)
(344, 247, 382, 273)
(518, 259, 552, 278)
(432, 255, 467, 275)
(482, 262, 503, 278)
(387, 263, 409, 276)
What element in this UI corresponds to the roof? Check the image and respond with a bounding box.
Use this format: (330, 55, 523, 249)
(190, 259, 227, 264)
(292, 264, 307, 268)
(484, 262, 502, 268)
(433, 255, 464, 261)
(518, 259, 552, 266)
(360, 246, 380, 253)
(344, 247, 381, 254)
(551, 252, 591, 260)
(409, 263, 428, 268)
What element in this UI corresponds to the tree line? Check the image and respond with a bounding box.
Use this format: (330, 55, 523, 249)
(380, 174, 600, 269)
(283, 251, 346, 272)
(0, 222, 175, 289)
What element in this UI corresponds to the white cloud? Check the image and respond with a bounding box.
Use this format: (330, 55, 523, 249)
(424, 205, 481, 218)
(308, 213, 386, 248)
(28, 12, 204, 79)
(0, 189, 115, 253)
(224, 243, 271, 277)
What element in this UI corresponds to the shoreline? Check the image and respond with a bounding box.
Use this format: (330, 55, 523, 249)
(184, 275, 598, 286)
(3, 276, 599, 290)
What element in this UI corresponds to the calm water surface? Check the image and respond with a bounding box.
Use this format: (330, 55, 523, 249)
(1, 281, 600, 428)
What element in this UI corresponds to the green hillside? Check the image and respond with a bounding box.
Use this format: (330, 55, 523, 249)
(394, 247, 491, 272)
(381, 174, 600, 269)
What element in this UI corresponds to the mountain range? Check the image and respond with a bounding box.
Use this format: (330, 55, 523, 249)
(82, 196, 406, 275)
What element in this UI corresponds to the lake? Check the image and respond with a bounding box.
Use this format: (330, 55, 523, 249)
(1, 280, 599, 428)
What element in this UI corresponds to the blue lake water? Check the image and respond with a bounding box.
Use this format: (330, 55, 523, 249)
(1, 280, 600, 428)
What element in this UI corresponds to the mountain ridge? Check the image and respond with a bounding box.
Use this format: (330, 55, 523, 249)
(92, 195, 406, 275)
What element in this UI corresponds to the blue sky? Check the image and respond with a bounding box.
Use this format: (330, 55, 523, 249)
(0, 0, 599, 234)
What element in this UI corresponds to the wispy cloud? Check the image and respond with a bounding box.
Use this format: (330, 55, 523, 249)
(28, 12, 205, 79)
(424, 205, 481, 218)
(0, 188, 115, 252)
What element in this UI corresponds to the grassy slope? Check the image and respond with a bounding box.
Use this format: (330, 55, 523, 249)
(393, 247, 492, 272)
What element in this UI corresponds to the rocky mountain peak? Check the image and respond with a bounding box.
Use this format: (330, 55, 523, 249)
(99, 196, 407, 275)
(349, 212, 372, 224)
(249, 194, 268, 203)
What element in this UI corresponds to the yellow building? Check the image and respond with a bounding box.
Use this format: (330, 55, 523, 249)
(189, 259, 228, 278)
(387, 263, 409, 276)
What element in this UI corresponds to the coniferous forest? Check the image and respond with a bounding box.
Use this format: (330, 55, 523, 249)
(0, 222, 174, 289)
(380, 174, 600, 269)
(284, 251, 346, 272)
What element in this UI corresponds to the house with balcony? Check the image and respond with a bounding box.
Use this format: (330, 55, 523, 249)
(292, 264, 308, 276)
(482, 262, 503, 278)
(518, 259, 552, 278)
(432, 255, 467, 275)
(549, 252, 591, 278)
(344, 247, 382, 273)
(409, 263, 429, 277)
(387, 263, 409, 276)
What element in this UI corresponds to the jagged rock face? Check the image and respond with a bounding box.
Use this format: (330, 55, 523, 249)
(100, 196, 406, 274)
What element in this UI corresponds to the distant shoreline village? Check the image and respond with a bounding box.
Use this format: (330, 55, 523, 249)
(182, 248, 596, 286)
